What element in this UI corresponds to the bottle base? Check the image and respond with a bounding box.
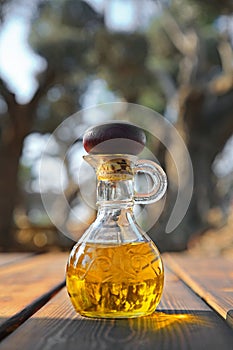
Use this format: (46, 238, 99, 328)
(78, 309, 156, 319)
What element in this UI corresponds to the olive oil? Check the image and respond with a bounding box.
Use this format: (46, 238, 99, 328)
(66, 241, 164, 318)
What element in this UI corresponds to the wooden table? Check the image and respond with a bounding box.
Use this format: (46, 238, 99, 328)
(0, 252, 232, 349)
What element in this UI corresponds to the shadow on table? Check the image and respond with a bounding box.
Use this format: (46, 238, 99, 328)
(1, 310, 233, 350)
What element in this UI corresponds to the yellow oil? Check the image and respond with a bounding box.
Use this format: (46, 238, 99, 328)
(66, 241, 164, 318)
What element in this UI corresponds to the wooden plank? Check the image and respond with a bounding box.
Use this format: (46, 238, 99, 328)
(1, 265, 233, 350)
(0, 253, 34, 268)
(0, 253, 68, 340)
(165, 253, 233, 328)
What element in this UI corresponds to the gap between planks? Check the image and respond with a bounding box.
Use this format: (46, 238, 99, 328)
(164, 253, 233, 329)
(0, 281, 65, 342)
(0, 252, 68, 341)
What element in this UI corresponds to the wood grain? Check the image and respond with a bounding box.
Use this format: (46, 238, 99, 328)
(165, 253, 233, 328)
(0, 253, 33, 267)
(1, 266, 233, 350)
(0, 253, 68, 339)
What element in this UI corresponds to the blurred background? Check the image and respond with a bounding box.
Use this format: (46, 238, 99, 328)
(0, 0, 232, 255)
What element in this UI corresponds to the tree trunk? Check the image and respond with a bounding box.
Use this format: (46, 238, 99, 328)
(0, 103, 33, 251)
(0, 137, 24, 250)
(0, 71, 54, 251)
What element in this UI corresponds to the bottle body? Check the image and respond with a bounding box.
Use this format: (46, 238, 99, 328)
(66, 240, 163, 318)
(66, 204, 164, 318)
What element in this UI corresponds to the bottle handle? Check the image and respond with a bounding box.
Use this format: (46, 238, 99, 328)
(133, 159, 167, 204)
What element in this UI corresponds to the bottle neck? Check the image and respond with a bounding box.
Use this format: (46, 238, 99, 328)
(97, 178, 134, 208)
(83, 154, 137, 208)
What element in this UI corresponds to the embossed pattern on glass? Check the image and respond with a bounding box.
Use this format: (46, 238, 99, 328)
(67, 241, 164, 318)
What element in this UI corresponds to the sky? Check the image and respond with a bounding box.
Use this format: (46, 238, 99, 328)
(0, 16, 46, 103)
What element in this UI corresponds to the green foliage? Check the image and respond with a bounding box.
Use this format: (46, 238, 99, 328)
(28, 0, 104, 132)
(26, 0, 233, 134)
(190, 0, 233, 19)
(30, 2, 100, 75)
(138, 88, 165, 113)
(18, 163, 32, 186)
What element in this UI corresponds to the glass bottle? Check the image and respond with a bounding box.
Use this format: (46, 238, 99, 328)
(66, 153, 167, 318)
